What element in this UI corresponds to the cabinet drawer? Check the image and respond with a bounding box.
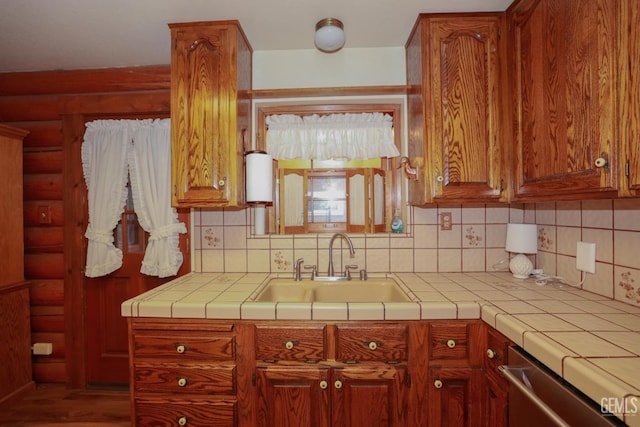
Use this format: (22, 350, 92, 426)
(429, 322, 470, 362)
(136, 398, 235, 427)
(256, 324, 326, 361)
(134, 363, 236, 394)
(335, 323, 408, 362)
(133, 332, 234, 360)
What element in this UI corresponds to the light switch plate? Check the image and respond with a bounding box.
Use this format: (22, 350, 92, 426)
(576, 241, 596, 274)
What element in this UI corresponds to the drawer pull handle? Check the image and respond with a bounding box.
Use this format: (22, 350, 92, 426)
(320, 380, 328, 390)
(284, 340, 296, 350)
(334, 379, 343, 389)
(365, 341, 379, 351)
(434, 379, 443, 389)
(487, 348, 496, 359)
(176, 345, 186, 354)
(177, 377, 188, 387)
(447, 339, 456, 348)
(178, 416, 188, 426)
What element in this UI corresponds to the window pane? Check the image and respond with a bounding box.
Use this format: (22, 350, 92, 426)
(308, 200, 347, 223)
(126, 214, 146, 253)
(309, 176, 346, 200)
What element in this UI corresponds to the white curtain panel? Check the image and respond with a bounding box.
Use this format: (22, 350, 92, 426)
(81, 119, 186, 278)
(81, 120, 131, 277)
(266, 112, 400, 160)
(129, 119, 187, 278)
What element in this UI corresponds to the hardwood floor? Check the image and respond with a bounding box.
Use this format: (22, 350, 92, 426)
(0, 383, 130, 426)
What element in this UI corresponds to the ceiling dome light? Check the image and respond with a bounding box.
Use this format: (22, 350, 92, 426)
(314, 18, 345, 53)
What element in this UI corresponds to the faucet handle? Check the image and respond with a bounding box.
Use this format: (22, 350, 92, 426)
(344, 265, 358, 279)
(294, 258, 304, 281)
(304, 264, 317, 279)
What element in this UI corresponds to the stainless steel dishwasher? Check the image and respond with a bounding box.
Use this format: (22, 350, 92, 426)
(499, 347, 627, 427)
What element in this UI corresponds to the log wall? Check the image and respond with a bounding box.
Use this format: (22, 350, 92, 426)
(0, 66, 171, 383)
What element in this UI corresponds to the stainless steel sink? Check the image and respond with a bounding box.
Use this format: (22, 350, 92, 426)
(253, 277, 410, 303)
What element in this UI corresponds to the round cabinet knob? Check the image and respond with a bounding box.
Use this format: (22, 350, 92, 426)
(177, 377, 187, 387)
(320, 380, 328, 390)
(334, 380, 343, 389)
(434, 379, 443, 389)
(447, 339, 456, 349)
(178, 416, 188, 426)
(285, 341, 295, 350)
(368, 341, 378, 351)
(487, 348, 496, 359)
(176, 345, 185, 354)
(436, 175, 444, 183)
(218, 179, 226, 187)
(595, 157, 608, 168)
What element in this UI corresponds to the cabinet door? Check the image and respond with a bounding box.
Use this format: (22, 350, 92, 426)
(429, 368, 483, 427)
(484, 374, 508, 427)
(429, 16, 505, 202)
(170, 22, 250, 207)
(332, 366, 407, 427)
(255, 366, 330, 427)
(620, 0, 640, 196)
(509, 0, 618, 200)
(406, 15, 505, 204)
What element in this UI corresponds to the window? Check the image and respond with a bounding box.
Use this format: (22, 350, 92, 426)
(256, 103, 403, 235)
(114, 175, 147, 253)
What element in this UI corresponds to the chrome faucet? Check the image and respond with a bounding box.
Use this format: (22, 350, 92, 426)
(327, 233, 356, 277)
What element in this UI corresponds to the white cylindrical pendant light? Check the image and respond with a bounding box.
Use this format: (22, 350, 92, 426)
(245, 151, 273, 203)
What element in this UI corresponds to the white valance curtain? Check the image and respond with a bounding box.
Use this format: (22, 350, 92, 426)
(81, 119, 186, 279)
(265, 112, 400, 160)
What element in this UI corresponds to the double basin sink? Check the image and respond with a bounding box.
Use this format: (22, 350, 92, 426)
(254, 277, 411, 303)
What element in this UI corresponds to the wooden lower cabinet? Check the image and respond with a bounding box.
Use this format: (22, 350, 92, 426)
(127, 319, 507, 427)
(256, 366, 330, 427)
(482, 326, 512, 427)
(429, 368, 484, 427)
(484, 374, 508, 427)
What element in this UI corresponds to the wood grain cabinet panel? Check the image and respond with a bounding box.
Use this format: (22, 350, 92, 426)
(170, 21, 252, 207)
(335, 323, 408, 362)
(406, 14, 506, 204)
(255, 324, 326, 362)
(0, 125, 34, 406)
(508, 0, 618, 200)
(128, 319, 239, 427)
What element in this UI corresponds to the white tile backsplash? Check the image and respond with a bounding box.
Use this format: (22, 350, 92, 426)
(192, 201, 640, 308)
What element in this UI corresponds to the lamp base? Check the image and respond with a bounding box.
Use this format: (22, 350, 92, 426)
(509, 253, 533, 279)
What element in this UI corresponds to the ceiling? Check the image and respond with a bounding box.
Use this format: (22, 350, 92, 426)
(0, 0, 512, 73)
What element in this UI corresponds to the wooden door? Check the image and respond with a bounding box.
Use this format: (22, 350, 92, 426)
(509, 0, 618, 200)
(332, 366, 408, 427)
(255, 366, 331, 427)
(85, 181, 190, 385)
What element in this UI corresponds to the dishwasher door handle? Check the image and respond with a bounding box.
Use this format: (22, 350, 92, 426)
(499, 365, 571, 427)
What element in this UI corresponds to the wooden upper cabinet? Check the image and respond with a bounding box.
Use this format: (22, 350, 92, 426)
(508, 0, 618, 200)
(170, 21, 252, 207)
(406, 14, 506, 205)
(619, 0, 640, 197)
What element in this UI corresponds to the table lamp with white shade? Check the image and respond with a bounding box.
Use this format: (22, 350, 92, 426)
(505, 223, 538, 279)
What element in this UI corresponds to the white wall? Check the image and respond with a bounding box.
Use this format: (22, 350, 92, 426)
(253, 47, 406, 89)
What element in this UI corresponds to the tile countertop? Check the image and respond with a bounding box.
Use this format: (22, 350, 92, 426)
(122, 271, 640, 426)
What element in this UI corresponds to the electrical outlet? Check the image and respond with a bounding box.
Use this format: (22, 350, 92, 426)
(440, 212, 452, 230)
(576, 241, 596, 274)
(32, 342, 53, 355)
